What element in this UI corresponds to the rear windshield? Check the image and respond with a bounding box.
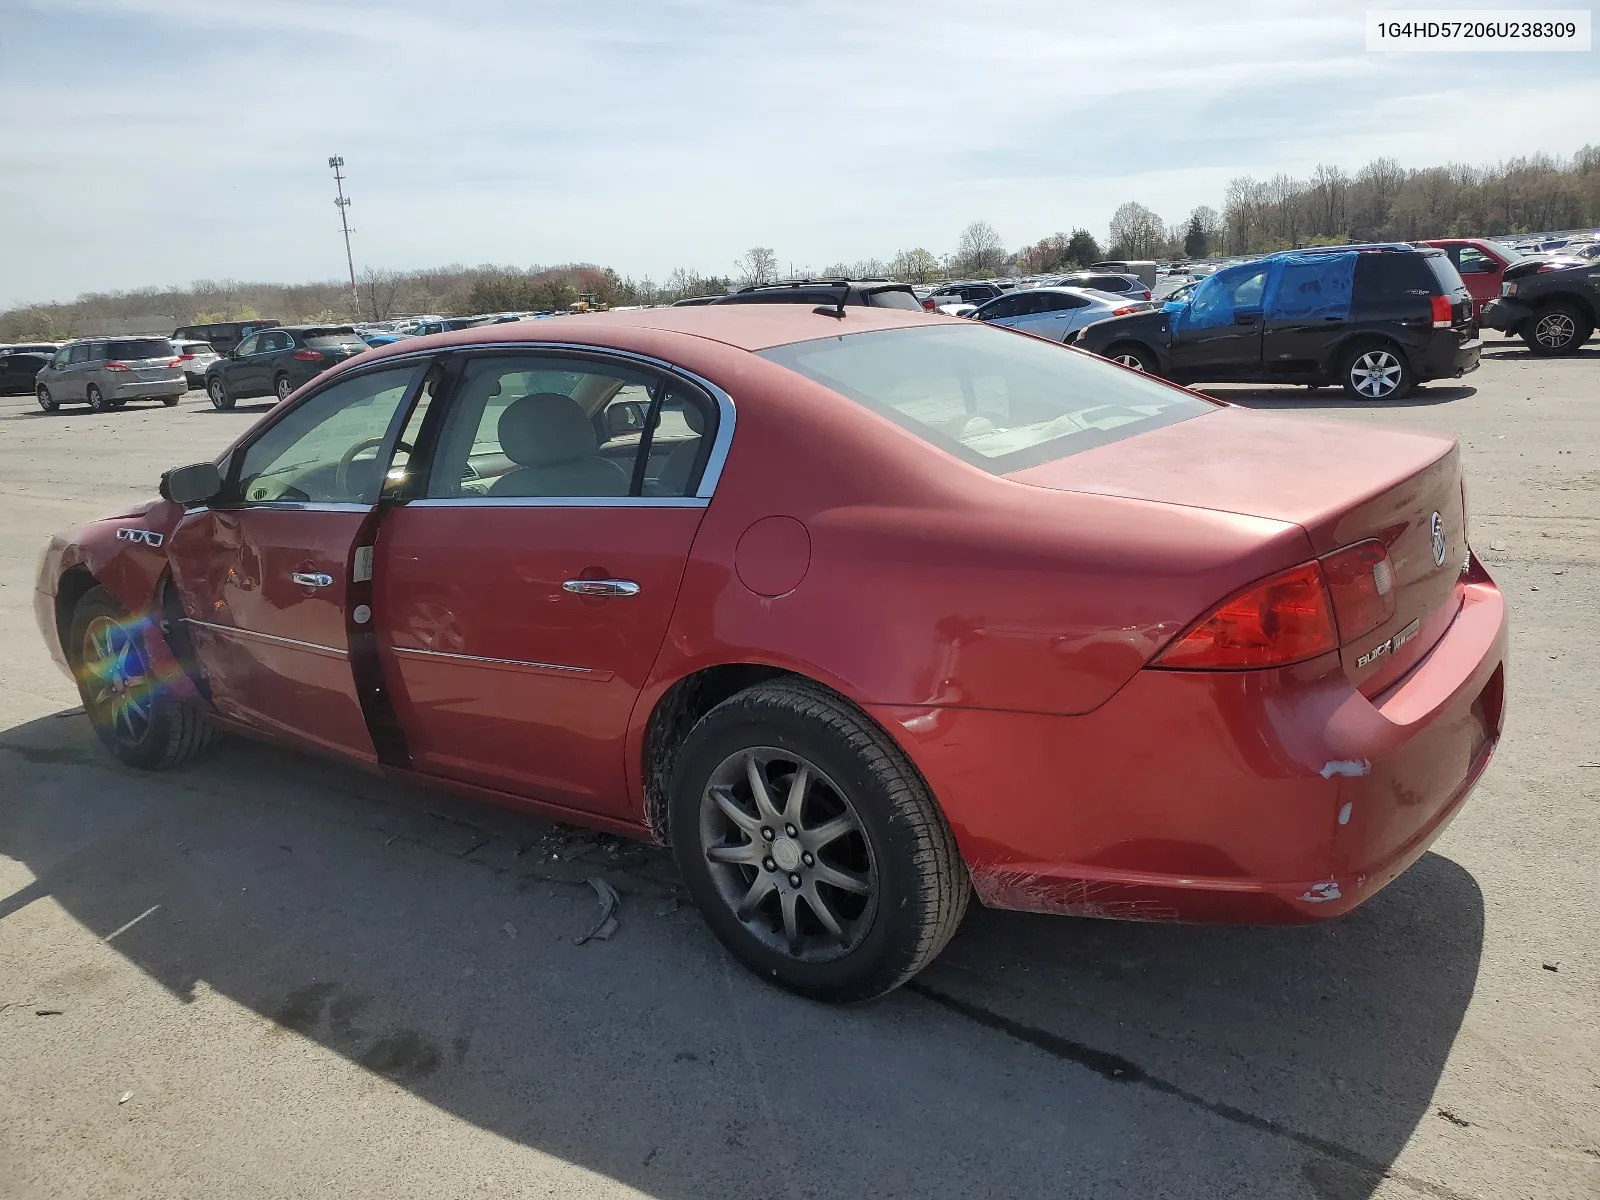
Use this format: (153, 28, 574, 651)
(303, 326, 365, 348)
(759, 324, 1213, 474)
(107, 338, 174, 360)
(865, 288, 924, 311)
(1422, 253, 1468, 296)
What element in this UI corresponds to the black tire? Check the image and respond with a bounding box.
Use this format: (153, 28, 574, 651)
(1520, 301, 1592, 356)
(35, 385, 57, 413)
(86, 383, 110, 412)
(669, 679, 969, 1003)
(207, 376, 234, 410)
(1104, 342, 1158, 374)
(161, 393, 181, 407)
(69, 585, 217, 770)
(274, 374, 293, 402)
(1339, 340, 1413, 400)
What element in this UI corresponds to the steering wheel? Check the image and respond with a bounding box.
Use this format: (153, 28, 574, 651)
(336, 437, 412, 500)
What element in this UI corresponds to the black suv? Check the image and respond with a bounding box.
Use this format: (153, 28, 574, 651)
(204, 325, 369, 409)
(1077, 244, 1479, 400)
(710, 280, 923, 310)
(1480, 257, 1598, 355)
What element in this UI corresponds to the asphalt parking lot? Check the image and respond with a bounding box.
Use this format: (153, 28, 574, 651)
(1, 342, 1597, 1200)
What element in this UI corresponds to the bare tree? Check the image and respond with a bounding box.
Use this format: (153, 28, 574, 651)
(735, 247, 779, 287)
(1107, 202, 1164, 259)
(955, 221, 1006, 275)
(357, 266, 403, 320)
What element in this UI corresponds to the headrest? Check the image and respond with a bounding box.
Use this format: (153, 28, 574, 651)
(680, 401, 706, 435)
(498, 393, 597, 465)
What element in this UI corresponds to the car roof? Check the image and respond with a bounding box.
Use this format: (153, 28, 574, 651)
(354, 303, 962, 358)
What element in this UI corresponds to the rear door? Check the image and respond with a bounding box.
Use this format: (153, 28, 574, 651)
(374, 351, 722, 819)
(165, 362, 426, 760)
(1449, 244, 1504, 318)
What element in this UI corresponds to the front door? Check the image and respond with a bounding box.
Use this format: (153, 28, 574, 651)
(166, 362, 424, 760)
(1168, 262, 1269, 381)
(1450, 244, 1504, 319)
(374, 352, 719, 819)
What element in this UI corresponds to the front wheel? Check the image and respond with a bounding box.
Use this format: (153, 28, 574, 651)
(669, 679, 969, 1003)
(70, 585, 217, 770)
(207, 376, 234, 410)
(1340, 343, 1413, 400)
(36, 385, 57, 412)
(1521, 301, 1592, 356)
(1105, 342, 1158, 374)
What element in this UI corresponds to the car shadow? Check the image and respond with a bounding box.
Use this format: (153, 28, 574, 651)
(1204, 384, 1476, 411)
(0, 711, 1483, 1199)
(1479, 343, 1599, 361)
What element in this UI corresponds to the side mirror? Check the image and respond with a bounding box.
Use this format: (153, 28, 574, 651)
(160, 461, 223, 506)
(604, 400, 648, 438)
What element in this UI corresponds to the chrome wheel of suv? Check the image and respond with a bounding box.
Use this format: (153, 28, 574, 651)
(1346, 349, 1404, 398)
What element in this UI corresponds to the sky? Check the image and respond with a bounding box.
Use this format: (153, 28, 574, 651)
(2, 0, 1596, 308)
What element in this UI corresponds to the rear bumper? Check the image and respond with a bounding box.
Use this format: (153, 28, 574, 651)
(873, 560, 1507, 924)
(1481, 298, 1531, 333)
(1414, 329, 1481, 381)
(109, 377, 187, 399)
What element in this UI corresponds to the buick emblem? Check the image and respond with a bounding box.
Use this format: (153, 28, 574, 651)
(1429, 512, 1446, 567)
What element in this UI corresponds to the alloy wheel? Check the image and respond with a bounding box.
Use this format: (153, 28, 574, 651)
(36, 386, 56, 412)
(81, 615, 154, 746)
(1534, 311, 1576, 350)
(1349, 350, 1403, 398)
(208, 379, 226, 409)
(698, 747, 878, 963)
(1112, 352, 1146, 371)
(275, 376, 292, 401)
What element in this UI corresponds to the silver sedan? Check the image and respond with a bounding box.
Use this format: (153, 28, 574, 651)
(967, 286, 1153, 342)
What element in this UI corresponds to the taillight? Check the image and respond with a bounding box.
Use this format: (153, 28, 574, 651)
(1155, 562, 1338, 669)
(922, 299, 936, 311)
(103, 361, 130, 372)
(1139, 290, 1152, 300)
(1319, 539, 1397, 642)
(292, 348, 325, 361)
(177, 354, 195, 361)
(1430, 295, 1452, 328)
(1110, 305, 1140, 316)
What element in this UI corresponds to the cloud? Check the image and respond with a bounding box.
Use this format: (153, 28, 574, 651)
(2, 0, 1596, 305)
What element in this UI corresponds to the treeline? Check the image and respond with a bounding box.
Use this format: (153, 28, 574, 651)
(4, 146, 1595, 342)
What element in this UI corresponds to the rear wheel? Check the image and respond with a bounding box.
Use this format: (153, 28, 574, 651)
(35, 385, 57, 413)
(274, 374, 293, 402)
(161, 393, 181, 407)
(670, 679, 969, 1003)
(70, 585, 217, 770)
(207, 376, 234, 410)
(1105, 342, 1158, 374)
(1340, 342, 1412, 400)
(86, 383, 110, 412)
(1521, 301, 1591, 356)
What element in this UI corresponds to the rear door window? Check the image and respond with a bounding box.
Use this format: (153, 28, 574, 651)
(865, 288, 922, 311)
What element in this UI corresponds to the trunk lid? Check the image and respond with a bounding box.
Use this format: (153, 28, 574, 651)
(1008, 407, 1467, 691)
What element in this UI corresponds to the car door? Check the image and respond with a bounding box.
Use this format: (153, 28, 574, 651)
(164, 362, 426, 760)
(1451, 245, 1503, 319)
(373, 351, 723, 820)
(975, 293, 1024, 327)
(1168, 262, 1268, 381)
(254, 330, 293, 393)
(1033, 292, 1092, 339)
(223, 333, 261, 394)
(59, 343, 92, 400)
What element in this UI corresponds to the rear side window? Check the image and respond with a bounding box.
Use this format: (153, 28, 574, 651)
(1355, 253, 1434, 300)
(1423, 253, 1468, 296)
(865, 289, 923, 311)
(107, 338, 174, 360)
(760, 324, 1213, 474)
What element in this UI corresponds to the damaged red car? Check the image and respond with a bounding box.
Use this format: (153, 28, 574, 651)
(34, 305, 1507, 1001)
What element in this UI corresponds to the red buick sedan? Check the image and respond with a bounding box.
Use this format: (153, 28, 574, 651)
(34, 305, 1507, 1001)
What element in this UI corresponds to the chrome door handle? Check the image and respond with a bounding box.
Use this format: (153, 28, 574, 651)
(562, 578, 640, 597)
(291, 572, 335, 588)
